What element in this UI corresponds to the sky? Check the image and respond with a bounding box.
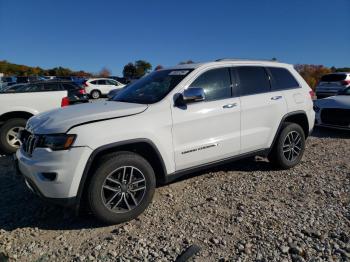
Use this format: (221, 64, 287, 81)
(0, 0, 349, 75)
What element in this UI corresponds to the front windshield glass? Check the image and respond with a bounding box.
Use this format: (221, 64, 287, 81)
(112, 69, 193, 104)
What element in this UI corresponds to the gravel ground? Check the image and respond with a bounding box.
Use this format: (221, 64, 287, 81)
(0, 127, 349, 262)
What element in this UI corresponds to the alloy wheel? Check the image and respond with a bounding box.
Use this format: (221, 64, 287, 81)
(6, 126, 24, 148)
(101, 166, 147, 213)
(282, 131, 302, 162)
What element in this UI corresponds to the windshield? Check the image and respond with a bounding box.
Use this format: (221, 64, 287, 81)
(112, 69, 193, 104)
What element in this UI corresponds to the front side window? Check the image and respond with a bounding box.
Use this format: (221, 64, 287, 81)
(268, 67, 299, 90)
(113, 69, 192, 104)
(189, 68, 231, 101)
(236, 67, 270, 96)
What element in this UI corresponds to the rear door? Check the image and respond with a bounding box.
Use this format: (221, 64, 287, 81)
(267, 66, 305, 114)
(236, 66, 287, 153)
(172, 67, 241, 170)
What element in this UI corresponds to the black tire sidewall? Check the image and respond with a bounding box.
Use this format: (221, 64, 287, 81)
(274, 123, 305, 169)
(88, 152, 156, 225)
(0, 118, 27, 154)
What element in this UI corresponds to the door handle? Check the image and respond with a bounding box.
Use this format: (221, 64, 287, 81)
(223, 103, 237, 109)
(271, 96, 283, 100)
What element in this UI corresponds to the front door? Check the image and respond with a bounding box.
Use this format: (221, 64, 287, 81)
(171, 67, 241, 171)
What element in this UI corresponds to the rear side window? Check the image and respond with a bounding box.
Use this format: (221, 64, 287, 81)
(90, 80, 97, 84)
(189, 68, 231, 101)
(321, 74, 347, 82)
(236, 67, 270, 96)
(268, 67, 299, 90)
(97, 80, 107, 85)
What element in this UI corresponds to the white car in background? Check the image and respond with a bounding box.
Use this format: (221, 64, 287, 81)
(314, 86, 350, 130)
(84, 78, 125, 99)
(315, 72, 350, 98)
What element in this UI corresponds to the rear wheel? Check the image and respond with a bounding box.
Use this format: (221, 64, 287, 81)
(90, 90, 101, 99)
(88, 151, 156, 224)
(268, 122, 305, 169)
(0, 118, 27, 154)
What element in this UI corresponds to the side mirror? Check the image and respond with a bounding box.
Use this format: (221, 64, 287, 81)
(183, 87, 205, 103)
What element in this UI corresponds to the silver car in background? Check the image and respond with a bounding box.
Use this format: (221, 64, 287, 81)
(315, 72, 350, 98)
(314, 87, 350, 130)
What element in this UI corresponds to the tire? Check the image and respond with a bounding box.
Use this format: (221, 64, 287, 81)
(88, 151, 156, 224)
(0, 118, 27, 154)
(268, 122, 305, 169)
(90, 90, 101, 99)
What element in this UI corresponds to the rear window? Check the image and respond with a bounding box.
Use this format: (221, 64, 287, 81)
(236, 66, 270, 96)
(268, 67, 299, 90)
(321, 74, 347, 82)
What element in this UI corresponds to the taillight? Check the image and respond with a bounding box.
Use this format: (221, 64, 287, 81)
(309, 90, 316, 100)
(78, 89, 86, 94)
(83, 81, 88, 87)
(341, 80, 350, 86)
(61, 97, 70, 107)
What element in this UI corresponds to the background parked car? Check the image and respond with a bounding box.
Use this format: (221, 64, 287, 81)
(1, 76, 17, 87)
(314, 86, 350, 130)
(55, 76, 86, 86)
(84, 78, 125, 99)
(0, 80, 88, 153)
(315, 72, 350, 98)
(16, 76, 41, 84)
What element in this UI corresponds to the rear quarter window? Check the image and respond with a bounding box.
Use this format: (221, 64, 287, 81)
(268, 67, 300, 91)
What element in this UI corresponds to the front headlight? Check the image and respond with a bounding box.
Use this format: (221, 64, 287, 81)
(36, 134, 76, 150)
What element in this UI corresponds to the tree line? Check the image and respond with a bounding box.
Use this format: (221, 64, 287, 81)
(1, 60, 349, 90)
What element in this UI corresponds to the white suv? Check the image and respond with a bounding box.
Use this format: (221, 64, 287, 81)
(16, 60, 315, 224)
(315, 72, 350, 98)
(84, 78, 125, 99)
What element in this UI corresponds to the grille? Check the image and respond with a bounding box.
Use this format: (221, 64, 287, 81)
(321, 108, 350, 127)
(20, 130, 38, 155)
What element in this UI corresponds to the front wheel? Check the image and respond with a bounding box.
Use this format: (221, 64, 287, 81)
(268, 122, 305, 169)
(0, 118, 27, 154)
(88, 151, 156, 224)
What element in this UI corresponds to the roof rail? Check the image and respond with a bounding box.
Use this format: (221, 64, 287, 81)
(215, 58, 278, 62)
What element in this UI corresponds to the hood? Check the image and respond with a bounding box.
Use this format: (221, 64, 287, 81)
(27, 101, 148, 134)
(314, 95, 350, 109)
